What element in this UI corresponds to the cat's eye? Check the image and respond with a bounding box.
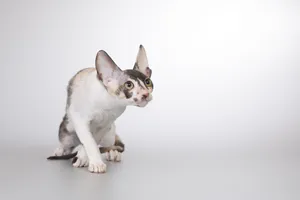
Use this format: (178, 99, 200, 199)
(144, 78, 152, 87)
(124, 81, 134, 90)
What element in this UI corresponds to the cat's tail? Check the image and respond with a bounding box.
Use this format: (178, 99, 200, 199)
(47, 135, 125, 160)
(47, 152, 78, 160)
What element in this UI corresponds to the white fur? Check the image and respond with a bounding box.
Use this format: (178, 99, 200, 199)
(67, 70, 127, 173)
(54, 45, 152, 174)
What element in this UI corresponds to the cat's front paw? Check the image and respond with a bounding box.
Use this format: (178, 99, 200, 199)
(106, 150, 122, 162)
(88, 161, 107, 173)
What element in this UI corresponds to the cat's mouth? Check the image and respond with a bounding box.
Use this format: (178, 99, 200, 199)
(132, 95, 152, 107)
(136, 98, 152, 107)
(136, 101, 148, 107)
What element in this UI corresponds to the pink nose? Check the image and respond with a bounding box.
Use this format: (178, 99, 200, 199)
(142, 93, 149, 100)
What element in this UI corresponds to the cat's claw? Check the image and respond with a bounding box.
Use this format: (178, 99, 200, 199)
(106, 150, 122, 162)
(88, 161, 107, 173)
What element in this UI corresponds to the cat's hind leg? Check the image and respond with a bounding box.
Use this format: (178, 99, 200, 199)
(104, 134, 125, 162)
(52, 115, 80, 156)
(99, 124, 124, 162)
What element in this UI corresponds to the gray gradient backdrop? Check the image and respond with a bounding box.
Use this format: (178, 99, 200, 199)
(1, 0, 299, 200)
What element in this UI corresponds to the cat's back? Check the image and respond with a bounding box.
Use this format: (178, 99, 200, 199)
(67, 67, 102, 93)
(69, 67, 96, 87)
(66, 67, 105, 107)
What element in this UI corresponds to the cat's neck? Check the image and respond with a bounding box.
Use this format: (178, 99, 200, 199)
(89, 71, 127, 111)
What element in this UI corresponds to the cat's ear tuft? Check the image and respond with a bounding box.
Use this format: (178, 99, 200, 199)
(95, 50, 123, 86)
(133, 45, 152, 78)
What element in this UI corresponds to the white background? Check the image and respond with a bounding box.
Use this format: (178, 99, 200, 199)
(1, 1, 300, 200)
(1, 0, 299, 152)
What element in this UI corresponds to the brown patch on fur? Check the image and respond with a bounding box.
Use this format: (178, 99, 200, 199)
(115, 134, 125, 151)
(146, 67, 152, 78)
(115, 85, 124, 96)
(133, 62, 139, 70)
(124, 69, 153, 89)
(99, 146, 123, 153)
(125, 69, 148, 81)
(123, 88, 133, 99)
(58, 115, 69, 142)
(97, 72, 103, 81)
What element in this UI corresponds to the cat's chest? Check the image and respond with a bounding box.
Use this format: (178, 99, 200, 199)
(89, 106, 126, 132)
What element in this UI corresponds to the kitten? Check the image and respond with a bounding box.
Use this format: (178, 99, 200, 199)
(47, 45, 153, 173)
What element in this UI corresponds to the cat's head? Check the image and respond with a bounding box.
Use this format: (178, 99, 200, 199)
(95, 45, 153, 107)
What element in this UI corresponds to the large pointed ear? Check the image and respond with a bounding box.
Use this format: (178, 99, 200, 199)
(133, 45, 152, 78)
(95, 50, 124, 87)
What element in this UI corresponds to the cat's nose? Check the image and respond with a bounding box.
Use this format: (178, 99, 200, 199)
(142, 93, 149, 100)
